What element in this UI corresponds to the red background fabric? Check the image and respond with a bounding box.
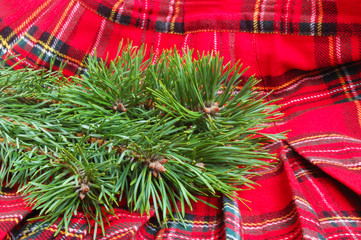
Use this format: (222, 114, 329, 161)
(0, 0, 361, 239)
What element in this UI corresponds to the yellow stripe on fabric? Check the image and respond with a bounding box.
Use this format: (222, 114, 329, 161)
(191, 218, 221, 225)
(319, 216, 361, 222)
(0, 218, 19, 223)
(35, 0, 75, 66)
(0, 191, 17, 196)
(0, 33, 13, 50)
(146, 217, 223, 232)
(253, 0, 262, 33)
(24, 33, 85, 67)
(11, 0, 52, 40)
(47, 227, 84, 238)
(317, 0, 323, 36)
(110, 0, 124, 22)
(170, 0, 181, 33)
(329, 36, 335, 66)
(336, 69, 352, 100)
(311, 160, 361, 170)
(355, 101, 361, 129)
(148, 222, 158, 228)
(296, 170, 319, 179)
(50, 0, 75, 37)
(289, 134, 356, 144)
(248, 162, 282, 180)
(109, 229, 135, 240)
(256, 73, 317, 91)
(224, 201, 239, 211)
(293, 196, 312, 207)
(242, 207, 296, 226)
(173, 217, 221, 225)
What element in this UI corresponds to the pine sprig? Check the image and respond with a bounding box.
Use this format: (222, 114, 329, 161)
(17, 144, 118, 236)
(0, 44, 284, 237)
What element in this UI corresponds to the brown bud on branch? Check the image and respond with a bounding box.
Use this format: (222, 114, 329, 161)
(204, 102, 220, 115)
(148, 158, 168, 178)
(113, 102, 127, 112)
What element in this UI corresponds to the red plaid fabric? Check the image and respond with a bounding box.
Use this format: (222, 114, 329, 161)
(0, 0, 361, 239)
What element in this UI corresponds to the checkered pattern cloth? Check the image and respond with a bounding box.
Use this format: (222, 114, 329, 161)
(0, 0, 361, 239)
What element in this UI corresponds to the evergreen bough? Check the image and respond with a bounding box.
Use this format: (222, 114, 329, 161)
(0, 43, 284, 237)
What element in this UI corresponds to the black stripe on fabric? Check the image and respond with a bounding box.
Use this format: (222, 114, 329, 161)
(97, 3, 112, 19)
(239, 20, 255, 32)
(97, 4, 134, 26)
(322, 23, 337, 36)
(28, 25, 38, 36)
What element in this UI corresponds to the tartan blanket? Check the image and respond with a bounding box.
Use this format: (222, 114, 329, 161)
(0, 0, 361, 239)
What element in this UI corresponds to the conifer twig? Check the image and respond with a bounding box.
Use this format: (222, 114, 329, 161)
(0, 44, 284, 238)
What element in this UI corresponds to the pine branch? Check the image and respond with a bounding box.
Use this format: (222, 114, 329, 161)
(0, 43, 284, 238)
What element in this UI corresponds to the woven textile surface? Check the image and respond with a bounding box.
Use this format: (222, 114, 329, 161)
(0, 0, 361, 239)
